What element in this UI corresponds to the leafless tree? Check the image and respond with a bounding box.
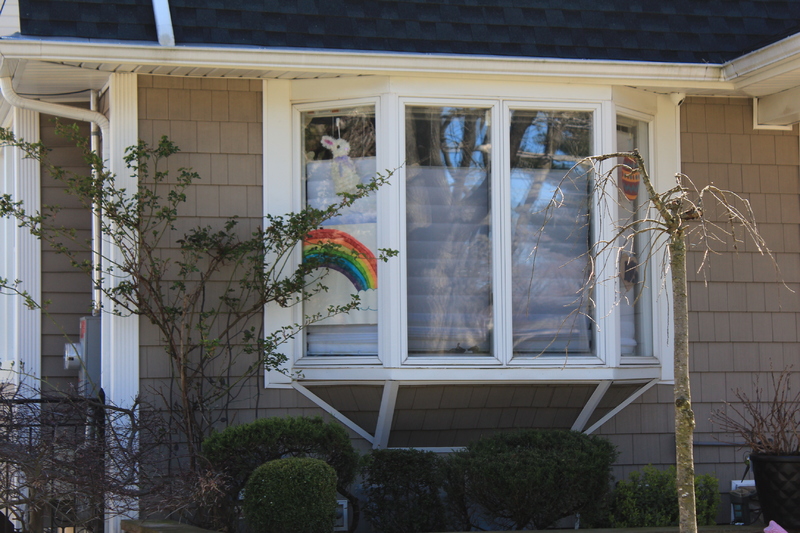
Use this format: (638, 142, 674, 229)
(541, 149, 781, 533)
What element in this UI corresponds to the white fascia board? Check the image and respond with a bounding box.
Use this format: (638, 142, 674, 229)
(0, 39, 732, 89)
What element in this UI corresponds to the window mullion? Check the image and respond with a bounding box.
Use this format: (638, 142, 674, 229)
(379, 92, 405, 368)
(494, 101, 512, 364)
(594, 101, 619, 366)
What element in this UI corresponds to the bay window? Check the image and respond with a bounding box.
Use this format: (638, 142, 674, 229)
(296, 94, 656, 367)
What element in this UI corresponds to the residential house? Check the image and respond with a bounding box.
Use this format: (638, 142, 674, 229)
(1, 0, 799, 527)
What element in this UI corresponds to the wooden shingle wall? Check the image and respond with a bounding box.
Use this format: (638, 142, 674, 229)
(39, 112, 91, 392)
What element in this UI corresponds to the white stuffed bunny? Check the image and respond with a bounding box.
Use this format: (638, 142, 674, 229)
(321, 135, 360, 194)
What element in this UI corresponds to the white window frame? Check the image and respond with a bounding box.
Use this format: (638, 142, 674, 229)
(292, 97, 385, 368)
(614, 106, 661, 367)
(268, 78, 670, 381)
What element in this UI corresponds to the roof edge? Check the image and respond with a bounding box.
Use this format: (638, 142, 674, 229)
(724, 31, 800, 81)
(0, 37, 732, 88)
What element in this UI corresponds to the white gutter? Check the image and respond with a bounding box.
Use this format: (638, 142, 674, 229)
(151, 0, 175, 47)
(89, 90, 102, 314)
(724, 31, 800, 81)
(0, 39, 731, 88)
(0, 77, 109, 140)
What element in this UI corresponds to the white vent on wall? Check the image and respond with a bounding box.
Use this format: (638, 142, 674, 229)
(334, 499, 349, 532)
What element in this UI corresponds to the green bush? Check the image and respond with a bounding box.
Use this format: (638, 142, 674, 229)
(201, 416, 359, 531)
(362, 449, 446, 533)
(243, 457, 337, 533)
(608, 465, 720, 527)
(444, 429, 618, 531)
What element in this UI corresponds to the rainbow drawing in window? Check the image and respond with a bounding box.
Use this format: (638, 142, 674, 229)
(303, 228, 378, 291)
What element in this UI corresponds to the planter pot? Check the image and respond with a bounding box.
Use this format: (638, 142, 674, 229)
(751, 454, 800, 529)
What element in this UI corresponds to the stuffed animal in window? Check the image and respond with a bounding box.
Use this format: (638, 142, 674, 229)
(321, 135, 361, 194)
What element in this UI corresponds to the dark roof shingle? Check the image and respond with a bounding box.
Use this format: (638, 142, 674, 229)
(17, 0, 800, 64)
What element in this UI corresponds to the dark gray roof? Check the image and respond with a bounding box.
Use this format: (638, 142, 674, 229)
(17, 0, 800, 64)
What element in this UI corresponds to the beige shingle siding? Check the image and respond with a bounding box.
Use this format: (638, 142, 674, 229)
(39, 112, 91, 392)
(138, 75, 275, 421)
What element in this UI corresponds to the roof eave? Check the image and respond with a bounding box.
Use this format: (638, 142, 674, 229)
(724, 31, 800, 95)
(0, 37, 732, 89)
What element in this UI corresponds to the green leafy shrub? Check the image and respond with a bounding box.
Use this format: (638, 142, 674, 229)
(444, 429, 618, 531)
(608, 465, 720, 527)
(362, 449, 446, 533)
(201, 416, 359, 530)
(203, 416, 358, 492)
(243, 457, 337, 533)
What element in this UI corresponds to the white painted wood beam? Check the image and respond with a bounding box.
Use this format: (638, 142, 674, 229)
(292, 382, 375, 444)
(572, 381, 611, 432)
(373, 380, 399, 449)
(583, 378, 658, 435)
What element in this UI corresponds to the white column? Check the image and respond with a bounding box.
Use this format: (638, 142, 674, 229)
(12, 107, 41, 390)
(263, 79, 294, 385)
(653, 94, 680, 384)
(101, 72, 139, 406)
(101, 72, 139, 533)
(1, 145, 14, 380)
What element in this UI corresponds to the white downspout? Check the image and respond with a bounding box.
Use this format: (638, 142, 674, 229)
(89, 90, 102, 315)
(0, 77, 110, 314)
(152, 0, 175, 47)
(0, 77, 110, 140)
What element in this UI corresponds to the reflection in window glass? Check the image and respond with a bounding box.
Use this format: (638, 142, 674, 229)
(405, 107, 492, 356)
(510, 110, 593, 356)
(616, 116, 653, 357)
(302, 106, 377, 356)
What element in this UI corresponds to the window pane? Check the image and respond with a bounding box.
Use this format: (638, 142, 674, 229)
(302, 106, 377, 356)
(510, 110, 593, 355)
(406, 106, 492, 356)
(616, 116, 653, 357)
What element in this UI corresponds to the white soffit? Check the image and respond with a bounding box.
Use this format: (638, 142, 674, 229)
(8, 60, 110, 100)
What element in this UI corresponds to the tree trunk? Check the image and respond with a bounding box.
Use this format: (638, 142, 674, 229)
(670, 231, 697, 533)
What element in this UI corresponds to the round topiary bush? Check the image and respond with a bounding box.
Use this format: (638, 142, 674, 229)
(362, 448, 446, 533)
(243, 457, 337, 533)
(444, 429, 618, 531)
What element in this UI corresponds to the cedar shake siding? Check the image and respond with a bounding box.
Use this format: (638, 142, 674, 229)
(598, 97, 800, 516)
(135, 76, 362, 443)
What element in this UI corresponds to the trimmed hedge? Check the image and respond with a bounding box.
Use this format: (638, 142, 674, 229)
(243, 457, 337, 533)
(445, 429, 618, 531)
(201, 416, 359, 531)
(362, 449, 446, 533)
(608, 465, 720, 527)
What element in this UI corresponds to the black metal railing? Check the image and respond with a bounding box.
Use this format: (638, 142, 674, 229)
(0, 394, 106, 533)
